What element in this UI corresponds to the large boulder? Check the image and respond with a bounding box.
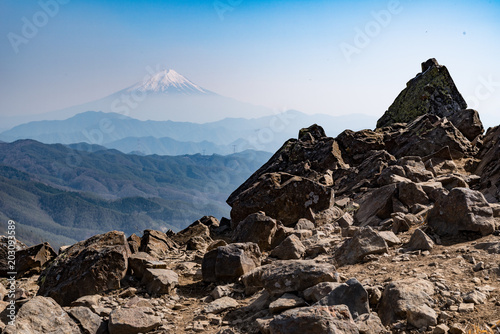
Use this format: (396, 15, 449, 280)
(3, 296, 80, 334)
(427, 187, 496, 236)
(378, 278, 435, 326)
(334, 227, 389, 266)
(232, 212, 278, 251)
(269, 305, 359, 334)
(241, 260, 337, 296)
(376, 58, 467, 128)
(229, 172, 334, 226)
(37, 231, 131, 306)
(202, 242, 262, 283)
(16, 242, 57, 277)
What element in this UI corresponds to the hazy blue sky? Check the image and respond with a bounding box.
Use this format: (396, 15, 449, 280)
(1, 0, 499, 127)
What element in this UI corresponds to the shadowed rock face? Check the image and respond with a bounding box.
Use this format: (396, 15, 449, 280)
(376, 58, 467, 129)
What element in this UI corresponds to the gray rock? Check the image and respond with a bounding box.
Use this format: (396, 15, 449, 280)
(270, 235, 305, 260)
(474, 242, 500, 254)
(16, 242, 57, 277)
(141, 268, 178, 295)
(295, 218, 315, 230)
(269, 304, 359, 334)
(204, 296, 239, 314)
(232, 212, 278, 251)
(202, 242, 262, 283)
(462, 290, 487, 304)
(354, 185, 397, 227)
(378, 278, 435, 326)
(128, 252, 158, 279)
(139, 229, 178, 259)
(71, 294, 101, 308)
(108, 307, 161, 334)
(269, 293, 306, 314)
(6, 296, 80, 334)
(334, 227, 389, 266)
(211, 284, 233, 300)
(171, 221, 212, 250)
(406, 304, 437, 328)
(303, 282, 344, 303)
(67, 306, 104, 334)
(337, 212, 354, 228)
(378, 231, 401, 246)
(407, 229, 434, 251)
(354, 312, 387, 334)
(37, 231, 131, 306)
(317, 278, 370, 319)
(397, 181, 430, 208)
(241, 260, 337, 296)
(427, 188, 496, 236)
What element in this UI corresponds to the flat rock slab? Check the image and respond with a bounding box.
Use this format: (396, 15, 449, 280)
(204, 296, 239, 314)
(269, 293, 306, 314)
(108, 307, 161, 334)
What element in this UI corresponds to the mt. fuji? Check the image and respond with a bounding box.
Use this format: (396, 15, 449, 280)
(3, 69, 273, 127)
(125, 69, 211, 95)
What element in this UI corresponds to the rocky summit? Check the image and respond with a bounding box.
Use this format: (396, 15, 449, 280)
(1, 59, 500, 334)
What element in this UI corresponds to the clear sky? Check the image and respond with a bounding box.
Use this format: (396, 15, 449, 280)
(1, 0, 500, 127)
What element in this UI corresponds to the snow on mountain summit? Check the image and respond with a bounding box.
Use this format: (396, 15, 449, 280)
(127, 69, 209, 95)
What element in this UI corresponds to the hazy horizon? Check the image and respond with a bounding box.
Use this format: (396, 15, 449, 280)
(1, 0, 500, 128)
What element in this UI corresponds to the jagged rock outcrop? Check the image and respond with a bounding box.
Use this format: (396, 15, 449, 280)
(376, 58, 467, 128)
(475, 125, 500, 202)
(37, 231, 131, 306)
(229, 172, 334, 226)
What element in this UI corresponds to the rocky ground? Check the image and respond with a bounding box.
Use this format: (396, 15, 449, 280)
(1, 58, 500, 334)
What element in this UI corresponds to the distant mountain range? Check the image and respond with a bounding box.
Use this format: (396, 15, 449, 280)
(0, 110, 377, 155)
(0, 140, 271, 249)
(0, 69, 274, 130)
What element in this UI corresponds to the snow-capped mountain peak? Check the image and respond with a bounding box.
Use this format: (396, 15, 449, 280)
(127, 69, 209, 95)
